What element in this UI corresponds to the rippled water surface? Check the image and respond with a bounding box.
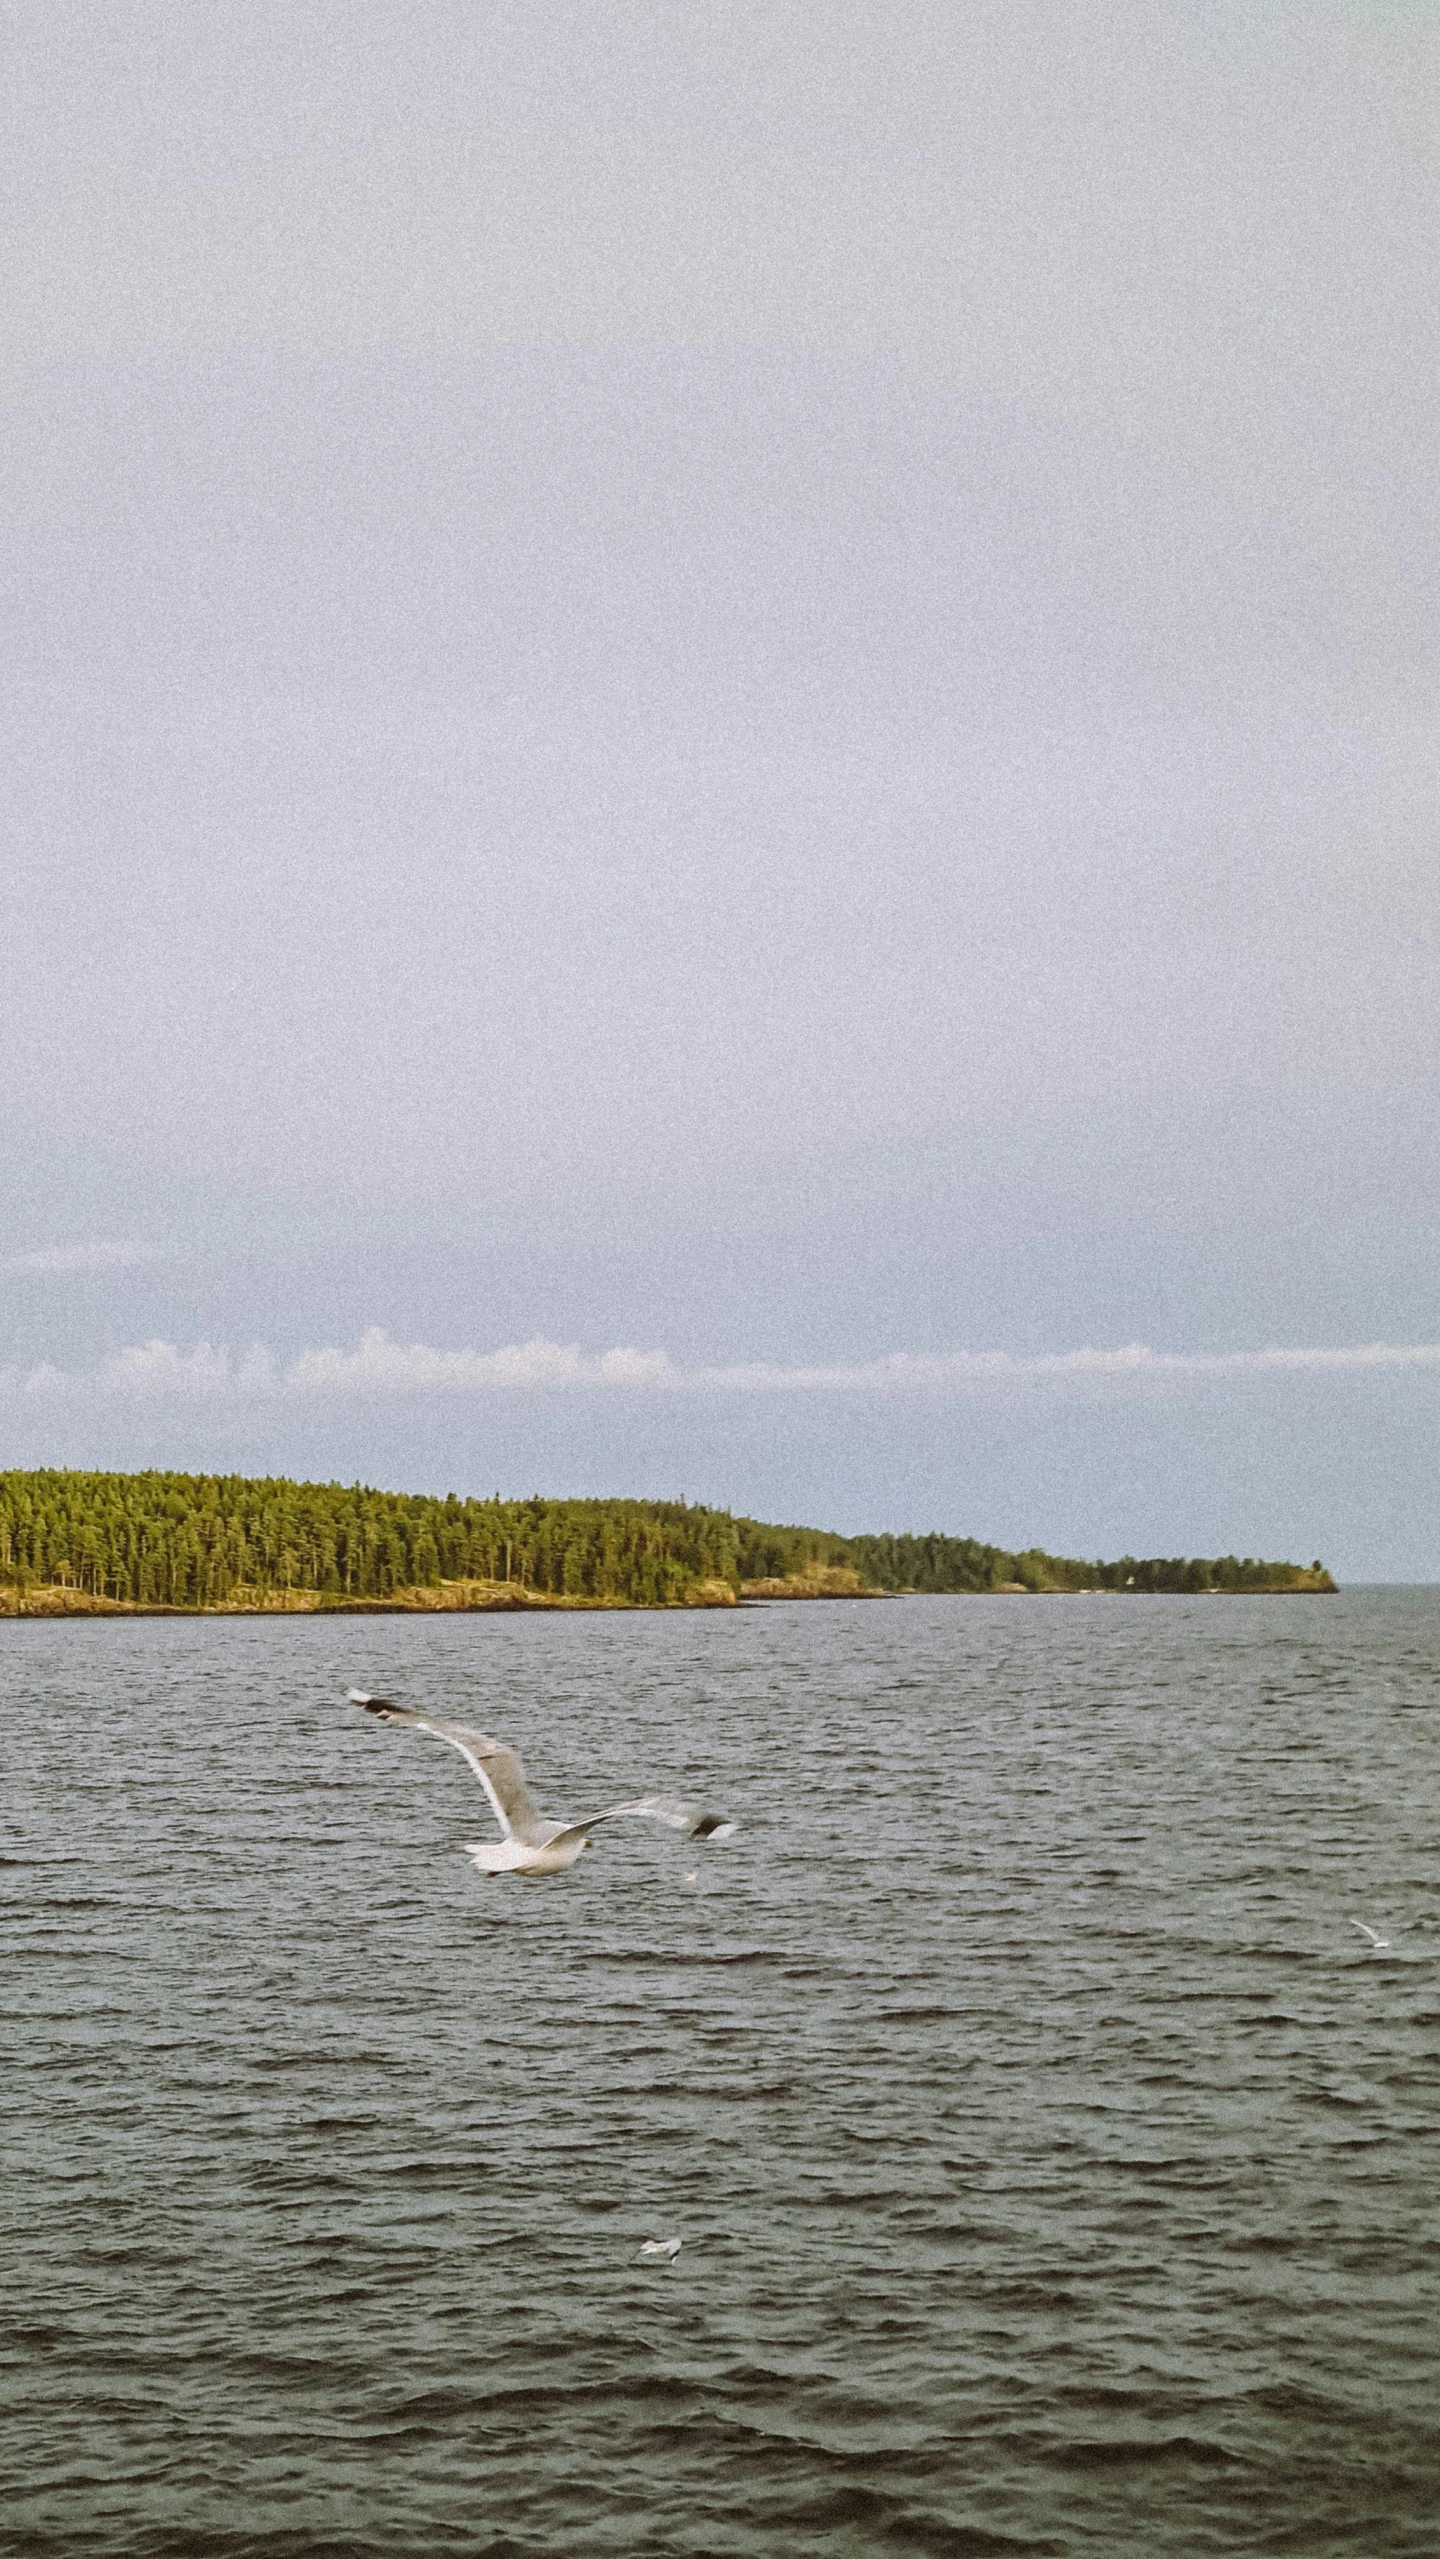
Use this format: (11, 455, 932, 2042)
(5, 1593, 1440, 2557)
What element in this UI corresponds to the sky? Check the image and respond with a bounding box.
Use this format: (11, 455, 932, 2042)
(3, 2, 1438, 1577)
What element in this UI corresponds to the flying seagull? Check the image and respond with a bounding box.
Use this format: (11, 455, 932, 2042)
(348, 1692, 736, 1876)
(1348, 1920, 1392, 1951)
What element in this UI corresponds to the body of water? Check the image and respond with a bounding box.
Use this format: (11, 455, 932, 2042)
(4, 1592, 1438, 2555)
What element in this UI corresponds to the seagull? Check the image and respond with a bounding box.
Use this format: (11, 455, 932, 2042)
(348, 1692, 736, 1877)
(1348, 1920, 1392, 1951)
(640, 2238, 682, 2260)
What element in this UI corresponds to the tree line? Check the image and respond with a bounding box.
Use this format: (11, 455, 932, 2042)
(0, 1469, 1334, 1607)
(0, 1471, 742, 1608)
(833, 1532, 1333, 1596)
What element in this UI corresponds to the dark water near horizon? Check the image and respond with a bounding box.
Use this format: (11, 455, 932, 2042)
(3, 1593, 1439, 2557)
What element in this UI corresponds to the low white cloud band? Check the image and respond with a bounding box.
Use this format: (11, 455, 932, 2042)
(2, 1240, 162, 1276)
(2, 1327, 1439, 1403)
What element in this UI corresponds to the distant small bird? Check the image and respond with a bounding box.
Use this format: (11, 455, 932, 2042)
(347, 1692, 736, 1877)
(640, 2237, 682, 2260)
(1349, 1920, 1392, 1951)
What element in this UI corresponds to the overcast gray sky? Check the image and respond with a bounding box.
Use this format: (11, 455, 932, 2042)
(3, 3, 1437, 1574)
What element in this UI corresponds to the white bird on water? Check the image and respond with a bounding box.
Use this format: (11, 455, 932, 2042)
(640, 2238, 683, 2261)
(1348, 1920, 1392, 1953)
(348, 1692, 736, 1877)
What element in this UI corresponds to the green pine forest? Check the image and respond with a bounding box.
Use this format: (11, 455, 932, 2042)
(0, 1469, 1336, 1610)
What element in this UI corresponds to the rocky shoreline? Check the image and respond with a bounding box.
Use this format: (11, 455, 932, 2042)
(0, 1576, 743, 1618)
(1, 1569, 1337, 1617)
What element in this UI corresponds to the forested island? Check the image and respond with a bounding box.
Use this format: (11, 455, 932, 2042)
(0, 1469, 1335, 1613)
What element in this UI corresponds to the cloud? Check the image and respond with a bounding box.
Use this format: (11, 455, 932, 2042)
(0, 1340, 274, 1399)
(285, 1331, 672, 1395)
(2, 1239, 162, 1276)
(2, 1327, 1439, 1405)
(686, 1343, 1440, 1390)
(100, 1341, 277, 1398)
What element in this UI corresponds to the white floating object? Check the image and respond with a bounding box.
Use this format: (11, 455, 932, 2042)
(640, 2237, 683, 2260)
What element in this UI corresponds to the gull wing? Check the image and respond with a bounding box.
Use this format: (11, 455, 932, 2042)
(555, 1797, 738, 1849)
(355, 1701, 552, 1844)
